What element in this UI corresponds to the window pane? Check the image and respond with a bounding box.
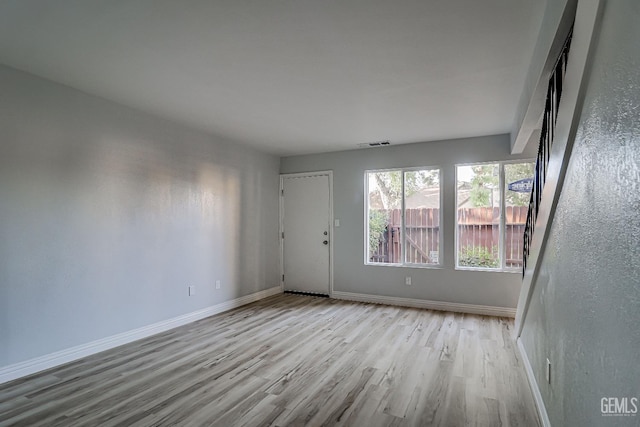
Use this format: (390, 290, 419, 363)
(504, 162, 535, 269)
(367, 171, 402, 264)
(404, 169, 440, 265)
(456, 164, 500, 268)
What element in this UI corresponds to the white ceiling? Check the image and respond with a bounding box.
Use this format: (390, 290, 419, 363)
(0, 0, 545, 156)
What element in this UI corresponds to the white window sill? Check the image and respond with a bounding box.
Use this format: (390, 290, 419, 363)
(455, 267, 521, 274)
(365, 262, 444, 270)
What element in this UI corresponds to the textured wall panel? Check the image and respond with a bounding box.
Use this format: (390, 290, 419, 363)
(520, 1, 640, 425)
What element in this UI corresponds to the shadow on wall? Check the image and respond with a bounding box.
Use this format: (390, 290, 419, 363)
(0, 119, 262, 366)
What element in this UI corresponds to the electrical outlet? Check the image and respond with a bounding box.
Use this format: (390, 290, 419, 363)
(546, 358, 551, 384)
(405, 276, 412, 286)
(215, 280, 221, 290)
(188, 285, 196, 296)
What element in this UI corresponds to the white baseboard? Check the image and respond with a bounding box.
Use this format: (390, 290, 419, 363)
(0, 286, 282, 385)
(332, 291, 516, 318)
(517, 338, 551, 427)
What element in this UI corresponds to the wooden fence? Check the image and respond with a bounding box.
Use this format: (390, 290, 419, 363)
(370, 206, 528, 267)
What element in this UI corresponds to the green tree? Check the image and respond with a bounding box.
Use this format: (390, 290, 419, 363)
(465, 163, 535, 208)
(372, 171, 402, 210)
(469, 164, 498, 207)
(371, 169, 438, 209)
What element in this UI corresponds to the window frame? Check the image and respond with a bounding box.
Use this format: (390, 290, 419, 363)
(455, 160, 535, 273)
(364, 166, 443, 268)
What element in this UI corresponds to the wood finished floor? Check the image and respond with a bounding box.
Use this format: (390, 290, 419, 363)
(0, 294, 540, 427)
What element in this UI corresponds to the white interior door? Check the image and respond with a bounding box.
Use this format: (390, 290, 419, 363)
(281, 173, 331, 295)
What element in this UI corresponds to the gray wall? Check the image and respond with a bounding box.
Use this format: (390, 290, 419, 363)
(520, 0, 640, 425)
(281, 135, 535, 308)
(0, 65, 280, 367)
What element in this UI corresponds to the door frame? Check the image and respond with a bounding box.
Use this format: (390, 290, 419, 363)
(279, 170, 334, 297)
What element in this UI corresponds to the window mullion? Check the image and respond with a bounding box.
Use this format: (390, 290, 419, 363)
(499, 163, 506, 270)
(401, 170, 406, 265)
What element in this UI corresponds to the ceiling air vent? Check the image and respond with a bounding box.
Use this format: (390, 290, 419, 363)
(357, 140, 391, 148)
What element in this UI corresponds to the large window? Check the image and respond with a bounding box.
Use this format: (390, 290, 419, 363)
(366, 168, 441, 266)
(456, 162, 534, 271)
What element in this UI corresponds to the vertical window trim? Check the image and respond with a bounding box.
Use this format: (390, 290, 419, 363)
(365, 166, 442, 268)
(401, 170, 406, 264)
(499, 162, 506, 270)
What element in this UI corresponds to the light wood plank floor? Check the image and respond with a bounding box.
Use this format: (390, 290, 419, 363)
(0, 294, 540, 427)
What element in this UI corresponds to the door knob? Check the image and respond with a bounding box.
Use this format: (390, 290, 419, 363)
(323, 240, 328, 245)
